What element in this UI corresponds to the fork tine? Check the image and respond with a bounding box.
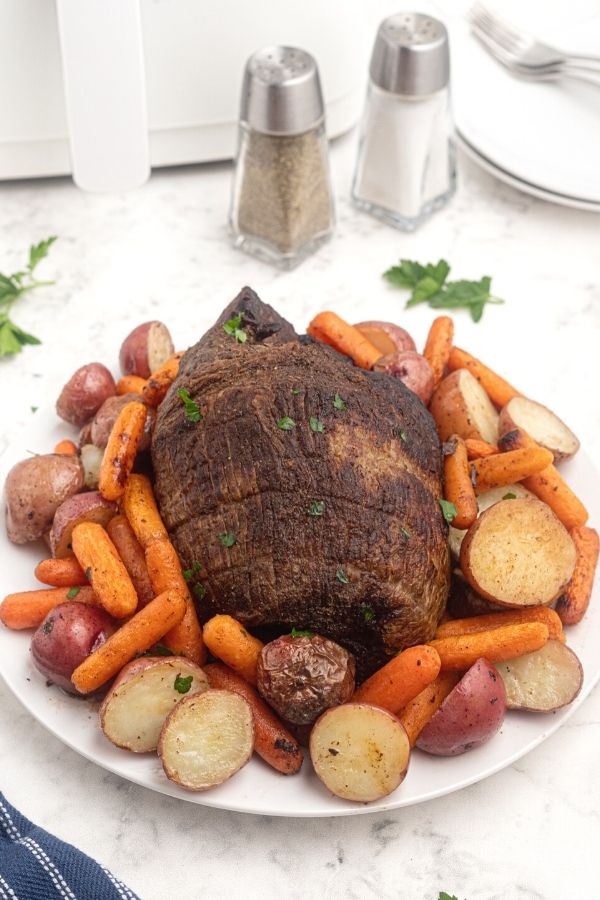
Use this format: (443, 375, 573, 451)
(468, 3, 527, 55)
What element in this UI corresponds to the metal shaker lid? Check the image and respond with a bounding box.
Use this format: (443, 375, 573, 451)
(369, 13, 450, 96)
(240, 46, 325, 136)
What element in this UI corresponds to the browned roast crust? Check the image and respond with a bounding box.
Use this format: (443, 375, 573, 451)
(152, 287, 450, 677)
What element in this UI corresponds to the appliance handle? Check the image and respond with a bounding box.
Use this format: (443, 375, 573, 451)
(56, 0, 149, 192)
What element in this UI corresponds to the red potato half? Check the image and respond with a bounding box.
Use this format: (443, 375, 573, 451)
(90, 394, 155, 451)
(119, 321, 174, 379)
(495, 641, 583, 712)
(5, 454, 84, 544)
(159, 690, 254, 791)
(416, 657, 506, 756)
(374, 350, 435, 405)
(49, 491, 118, 558)
(56, 363, 116, 427)
(354, 321, 416, 357)
(448, 482, 535, 560)
(499, 397, 580, 464)
(460, 498, 577, 608)
(309, 703, 410, 802)
(100, 657, 210, 752)
(430, 369, 499, 444)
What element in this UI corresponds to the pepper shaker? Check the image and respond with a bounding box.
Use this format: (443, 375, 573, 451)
(229, 46, 336, 269)
(352, 13, 456, 230)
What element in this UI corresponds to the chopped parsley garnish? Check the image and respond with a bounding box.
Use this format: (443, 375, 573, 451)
(397, 428, 408, 442)
(336, 568, 350, 584)
(193, 583, 207, 600)
(333, 393, 347, 411)
(277, 416, 296, 431)
(291, 627, 314, 638)
(219, 532, 237, 548)
(362, 605, 375, 623)
(438, 894, 460, 900)
(142, 643, 175, 657)
(30, 406, 38, 413)
(439, 498, 458, 524)
(307, 500, 325, 517)
(174, 674, 193, 694)
(66, 587, 80, 600)
(223, 311, 247, 343)
(177, 388, 202, 423)
(309, 416, 325, 433)
(182, 561, 202, 583)
(503, 492, 517, 500)
(291, 388, 301, 395)
(400, 527, 411, 539)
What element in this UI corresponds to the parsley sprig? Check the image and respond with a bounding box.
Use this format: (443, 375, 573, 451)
(0, 236, 57, 356)
(439, 498, 458, 524)
(178, 388, 202, 423)
(223, 311, 247, 343)
(291, 627, 314, 638)
(383, 258, 503, 323)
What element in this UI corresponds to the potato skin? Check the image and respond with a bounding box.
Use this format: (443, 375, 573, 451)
(49, 491, 118, 558)
(56, 363, 116, 426)
(373, 350, 435, 405)
(5, 454, 84, 544)
(257, 634, 356, 725)
(354, 321, 416, 356)
(430, 369, 499, 444)
(90, 393, 155, 450)
(119, 321, 174, 378)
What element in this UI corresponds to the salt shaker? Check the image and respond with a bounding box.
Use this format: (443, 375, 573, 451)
(352, 13, 456, 230)
(229, 46, 335, 269)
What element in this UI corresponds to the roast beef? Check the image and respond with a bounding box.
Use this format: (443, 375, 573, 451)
(152, 288, 450, 677)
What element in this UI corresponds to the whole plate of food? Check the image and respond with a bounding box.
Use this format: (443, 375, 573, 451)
(1, 287, 598, 817)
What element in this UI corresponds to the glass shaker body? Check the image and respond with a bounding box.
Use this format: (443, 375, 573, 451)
(352, 80, 456, 230)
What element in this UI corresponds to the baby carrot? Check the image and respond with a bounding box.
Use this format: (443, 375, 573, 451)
(53, 439, 78, 455)
(429, 622, 549, 670)
(443, 434, 478, 529)
(106, 515, 154, 608)
(71, 589, 186, 693)
(471, 446, 553, 494)
(202, 614, 264, 685)
(423, 316, 454, 388)
(0, 586, 97, 630)
(307, 312, 382, 370)
(555, 526, 599, 625)
(122, 473, 169, 548)
(435, 607, 564, 643)
(352, 644, 441, 713)
(397, 671, 461, 747)
(204, 663, 303, 775)
(116, 375, 147, 396)
(71, 522, 138, 619)
(34, 557, 88, 588)
(145, 538, 206, 665)
(141, 352, 183, 407)
(464, 438, 499, 460)
(98, 400, 148, 502)
(448, 347, 521, 408)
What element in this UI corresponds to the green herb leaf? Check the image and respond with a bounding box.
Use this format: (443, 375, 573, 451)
(401, 527, 411, 539)
(309, 416, 325, 433)
(177, 388, 202, 423)
(66, 587, 80, 600)
(438, 893, 460, 900)
(396, 428, 407, 442)
(223, 311, 247, 343)
(0, 236, 56, 357)
(141, 643, 175, 657)
(291, 627, 314, 638)
(28, 236, 57, 273)
(182, 561, 202, 582)
(336, 568, 350, 584)
(277, 416, 296, 431)
(502, 492, 517, 500)
(174, 674, 193, 694)
(291, 388, 301, 395)
(307, 500, 325, 517)
(193, 583, 207, 600)
(439, 498, 458, 524)
(333, 393, 347, 411)
(30, 406, 38, 413)
(362, 605, 375, 623)
(219, 532, 237, 548)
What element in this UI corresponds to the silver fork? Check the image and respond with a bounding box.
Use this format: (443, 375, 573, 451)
(469, 3, 600, 82)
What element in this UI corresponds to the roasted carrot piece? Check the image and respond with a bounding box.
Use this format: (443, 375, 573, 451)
(464, 438, 499, 460)
(122, 473, 168, 548)
(471, 446, 554, 494)
(34, 557, 88, 588)
(435, 607, 564, 642)
(0, 586, 97, 630)
(352, 644, 441, 713)
(447, 347, 521, 408)
(54, 439, 78, 455)
(145, 538, 206, 665)
(204, 663, 304, 774)
(116, 375, 147, 396)
(71, 522, 138, 619)
(499, 428, 588, 529)
(429, 622, 549, 670)
(423, 316, 454, 388)
(398, 671, 461, 747)
(71, 590, 186, 693)
(443, 434, 478, 529)
(106, 515, 154, 607)
(141, 352, 183, 407)
(98, 400, 147, 502)
(202, 614, 264, 685)
(307, 312, 382, 370)
(556, 526, 599, 625)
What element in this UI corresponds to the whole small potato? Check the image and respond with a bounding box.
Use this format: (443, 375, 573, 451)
(90, 393, 155, 450)
(257, 633, 356, 725)
(5, 454, 84, 544)
(374, 350, 435, 404)
(56, 363, 116, 426)
(119, 321, 174, 378)
(355, 321, 416, 357)
(30, 602, 115, 693)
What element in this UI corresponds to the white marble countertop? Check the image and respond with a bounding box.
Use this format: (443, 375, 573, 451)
(0, 127, 598, 900)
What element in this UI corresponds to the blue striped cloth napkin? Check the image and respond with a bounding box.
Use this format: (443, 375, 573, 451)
(0, 793, 139, 900)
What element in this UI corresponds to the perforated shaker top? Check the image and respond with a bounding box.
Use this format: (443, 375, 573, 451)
(369, 13, 450, 96)
(240, 46, 325, 136)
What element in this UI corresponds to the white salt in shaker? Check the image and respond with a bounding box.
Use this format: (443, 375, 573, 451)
(352, 13, 456, 230)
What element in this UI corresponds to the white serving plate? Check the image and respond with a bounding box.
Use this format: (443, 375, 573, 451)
(0, 409, 598, 818)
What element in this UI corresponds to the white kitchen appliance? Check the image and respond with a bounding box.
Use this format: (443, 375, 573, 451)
(0, 0, 370, 190)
